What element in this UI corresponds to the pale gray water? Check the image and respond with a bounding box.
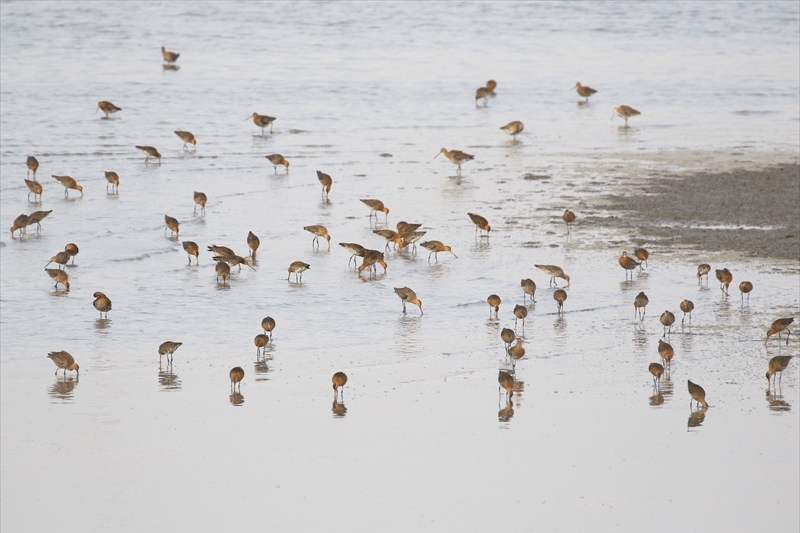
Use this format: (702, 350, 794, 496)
(1, 2, 799, 532)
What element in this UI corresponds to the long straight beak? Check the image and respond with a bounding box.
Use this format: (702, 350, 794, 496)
(244, 116, 252, 120)
(569, 84, 577, 91)
(433, 152, 441, 159)
(450, 251, 458, 258)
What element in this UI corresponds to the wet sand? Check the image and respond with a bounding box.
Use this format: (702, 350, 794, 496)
(594, 164, 800, 260)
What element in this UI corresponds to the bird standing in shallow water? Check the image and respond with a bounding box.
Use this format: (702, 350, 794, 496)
(358, 250, 387, 275)
(332, 372, 348, 399)
(509, 339, 525, 368)
(247, 112, 276, 134)
(10, 214, 29, 237)
(266, 154, 289, 173)
(394, 287, 422, 315)
(46, 268, 69, 291)
(658, 339, 674, 369)
(254, 334, 268, 356)
(679, 299, 694, 324)
(230, 367, 244, 392)
(535, 264, 570, 287)
(52, 175, 83, 197)
(65, 243, 79, 264)
(97, 101, 121, 117)
(697, 264, 711, 284)
(261, 317, 276, 339)
(649, 363, 664, 386)
(45, 251, 70, 270)
(739, 281, 753, 302)
(715, 268, 732, 295)
(468, 212, 490, 236)
(571, 82, 597, 102)
(498, 371, 514, 399)
(161, 46, 179, 63)
(304, 225, 331, 249)
(766, 356, 793, 387)
(634, 291, 649, 320)
(316, 171, 332, 199)
(435, 148, 474, 174)
(247, 231, 260, 258)
(687, 380, 708, 409)
(287, 261, 310, 282)
(521, 279, 536, 304)
(660, 311, 675, 335)
(27, 210, 52, 233)
(554, 289, 567, 314)
(164, 215, 179, 236)
(215, 261, 231, 284)
(182, 241, 199, 265)
(612, 105, 641, 126)
(360, 199, 390, 222)
(93, 292, 112, 319)
(634, 248, 649, 269)
(500, 121, 524, 139)
(48, 351, 79, 376)
(27, 156, 39, 179)
(420, 240, 457, 263)
(514, 305, 528, 328)
(619, 251, 640, 280)
(25, 179, 42, 201)
(765, 318, 794, 345)
(159, 341, 182, 365)
(487, 295, 501, 318)
(339, 242, 366, 267)
(104, 171, 119, 194)
(501, 328, 515, 351)
(174, 130, 196, 150)
(192, 191, 207, 215)
(562, 210, 576, 234)
(135, 146, 161, 164)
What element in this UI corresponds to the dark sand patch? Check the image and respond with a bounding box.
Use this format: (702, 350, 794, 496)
(590, 164, 800, 260)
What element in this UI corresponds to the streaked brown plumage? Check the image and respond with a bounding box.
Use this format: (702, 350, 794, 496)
(739, 281, 753, 302)
(261, 316, 276, 339)
(634, 248, 649, 269)
(697, 263, 711, 284)
(373, 229, 401, 251)
(612, 105, 641, 126)
(687, 380, 708, 409)
(554, 289, 567, 314)
(266, 154, 289, 172)
(64, 243, 79, 264)
(562, 209, 575, 233)
(45, 268, 69, 291)
(766, 356, 793, 386)
(215, 260, 231, 284)
(27, 210, 52, 233)
(514, 304, 527, 327)
(339, 242, 366, 267)
(182, 241, 199, 265)
(247, 112, 275, 134)
(358, 249, 387, 275)
(247, 231, 260, 258)
(161, 46, 179, 63)
(25, 179, 42, 201)
(135, 146, 161, 164)
(475, 86, 489, 105)
(501, 327, 515, 349)
(649, 363, 664, 385)
(213, 254, 253, 272)
(207, 245, 236, 257)
(521, 279, 536, 304)
(509, 339, 525, 368)
(97, 101, 121, 117)
(420, 240, 457, 263)
(634, 291, 648, 320)
(332, 372, 348, 396)
(164, 215, 179, 236)
(535, 264, 570, 287)
(660, 311, 676, 335)
(396, 221, 422, 236)
(26, 156, 39, 179)
(254, 334, 268, 356)
(10, 214, 29, 237)
(399, 231, 426, 254)
(193, 191, 207, 215)
(487, 294, 501, 317)
(619, 251, 640, 280)
(435, 148, 474, 174)
(93, 291, 112, 318)
(305, 225, 331, 249)
(394, 287, 422, 315)
(45, 251, 70, 270)
(316, 171, 332, 199)
(159, 341, 182, 365)
(230, 366, 244, 392)
(104, 171, 119, 194)
(658, 339, 674, 369)
(715, 268, 732, 295)
(680, 299, 694, 324)
(287, 261, 310, 282)
(467, 212, 490, 236)
(572, 82, 597, 102)
(52, 175, 83, 197)
(498, 370, 514, 399)
(174, 130, 196, 150)
(48, 351, 79, 376)
(765, 318, 794, 345)
(500, 121, 524, 139)
(361, 199, 389, 221)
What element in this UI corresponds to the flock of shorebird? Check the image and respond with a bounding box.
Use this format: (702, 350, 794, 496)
(12, 47, 795, 413)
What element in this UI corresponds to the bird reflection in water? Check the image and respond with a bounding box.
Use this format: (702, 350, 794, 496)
(687, 408, 707, 429)
(49, 377, 78, 401)
(649, 390, 664, 406)
(158, 365, 182, 391)
(498, 399, 514, 422)
(94, 318, 111, 330)
(162, 64, 180, 72)
(254, 360, 269, 378)
(765, 389, 791, 412)
(332, 399, 347, 417)
(229, 393, 244, 406)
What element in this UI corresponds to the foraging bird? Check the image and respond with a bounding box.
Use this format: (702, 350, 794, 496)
(487, 294, 501, 318)
(500, 121, 524, 139)
(373, 229, 401, 251)
(247, 231, 260, 258)
(420, 240, 457, 263)
(358, 249, 387, 275)
(45, 268, 69, 291)
(687, 380, 708, 409)
(207, 245, 236, 257)
(193, 191, 207, 214)
(213, 254, 253, 272)
(261, 316, 276, 339)
(161, 46, 179, 63)
(634, 291, 649, 320)
(509, 339, 525, 368)
(660, 311, 675, 335)
(619, 251, 640, 280)
(467, 212, 490, 236)
(765, 318, 794, 345)
(339, 242, 367, 267)
(498, 370, 514, 399)
(766, 356, 793, 387)
(135, 146, 161, 164)
(287, 261, 310, 282)
(48, 351, 79, 376)
(247, 112, 276, 134)
(266, 154, 289, 173)
(45, 251, 70, 270)
(475, 86, 489, 106)
(715, 268, 732, 295)
(697, 263, 711, 284)
(679, 299, 694, 324)
(10, 214, 29, 237)
(104, 171, 119, 194)
(739, 281, 753, 302)
(305, 225, 331, 249)
(554, 289, 567, 314)
(500, 328, 516, 353)
(571, 82, 597, 102)
(230, 367, 244, 392)
(649, 363, 664, 386)
(562, 209, 576, 233)
(332, 372, 348, 397)
(360, 199, 390, 221)
(396, 221, 422, 237)
(612, 105, 641, 126)
(174, 130, 196, 150)
(182, 241, 199, 265)
(25, 179, 42, 201)
(634, 248, 649, 269)
(254, 334, 268, 356)
(513, 305, 527, 327)
(535, 264, 570, 287)
(164, 215, 179, 236)
(97, 101, 121, 117)
(26, 156, 39, 179)
(435, 148, 474, 174)
(52, 175, 83, 197)
(399, 231, 426, 254)
(158, 341, 182, 365)
(93, 291, 112, 319)
(215, 260, 231, 284)
(658, 339, 674, 369)
(64, 243, 79, 264)
(521, 279, 536, 304)
(316, 171, 332, 199)
(485, 79, 497, 95)
(394, 287, 422, 315)
(27, 210, 52, 233)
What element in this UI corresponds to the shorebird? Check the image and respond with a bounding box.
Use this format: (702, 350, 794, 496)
(501, 327, 515, 350)
(475, 87, 490, 106)
(135, 146, 161, 164)
(52, 175, 83, 197)
(193, 191, 207, 214)
(765, 318, 794, 345)
(360, 199, 389, 222)
(10, 214, 29, 237)
(164, 215, 179, 236)
(554, 289, 567, 314)
(420, 240, 457, 263)
(24, 179, 42, 201)
(332, 372, 348, 398)
(571, 82, 597, 102)
(48, 351, 79, 376)
(687, 380, 708, 409)
(215, 260, 231, 284)
(660, 311, 676, 335)
(375, 229, 400, 249)
(247, 231, 260, 258)
(514, 305, 528, 328)
(45, 251, 70, 270)
(435, 148, 474, 174)
(498, 370, 514, 399)
(182, 241, 199, 264)
(230, 367, 244, 392)
(213, 253, 253, 272)
(266, 154, 289, 173)
(93, 291, 112, 318)
(26, 156, 39, 179)
(562, 209, 576, 234)
(339, 242, 366, 267)
(649, 363, 664, 386)
(247, 112, 276, 134)
(697, 263, 711, 284)
(487, 294, 501, 318)
(509, 339, 525, 368)
(394, 287, 422, 315)
(535, 264, 570, 287)
(739, 281, 753, 302)
(619, 251, 640, 280)
(396, 221, 422, 237)
(173, 130, 196, 151)
(715, 268, 732, 295)
(634, 248, 649, 269)
(634, 291, 649, 320)
(399, 231, 426, 254)
(680, 299, 694, 324)
(766, 356, 793, 387)
(287, 261, 310, 282)
(612, 105, 641, 126)
(485, 79, 497, 95)
(96, 101, 121, 118)
(207, 245, 236, 257)
(159, 341, 182, 365)
(316, 171, 332, 199)
(304, 225, 331, 249)
(27, 210, 52, 233)
(521, 279, 536, 304)
(500, 121, 524, 139)
(261, 316, 276, 339)
(45, 268, 69, 291)
(104, 171, 119, 194)
(468, 212, 490, 236)
(358, 250, 387, 274)
(658, 339, 674, 369)
(161, 46, 179, 63)
(254, 334, 268, 356)
(65, 243, 79, 264)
